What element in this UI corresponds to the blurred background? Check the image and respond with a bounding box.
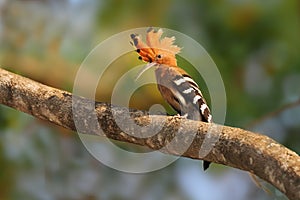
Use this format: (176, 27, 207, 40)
(0, 0, 299, 199)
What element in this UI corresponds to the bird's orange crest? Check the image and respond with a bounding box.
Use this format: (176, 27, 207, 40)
(131, 28, 181, 67)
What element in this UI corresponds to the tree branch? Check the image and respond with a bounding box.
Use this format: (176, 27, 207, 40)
(0, 68, 299, 200)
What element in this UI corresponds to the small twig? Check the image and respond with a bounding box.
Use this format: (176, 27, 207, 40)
(247, 99, 300, 129)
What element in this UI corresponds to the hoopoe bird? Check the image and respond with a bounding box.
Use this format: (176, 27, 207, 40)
(131, 28, 212, 170)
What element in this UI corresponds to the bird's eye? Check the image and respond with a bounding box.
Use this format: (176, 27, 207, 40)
(157, 54, 162, 59)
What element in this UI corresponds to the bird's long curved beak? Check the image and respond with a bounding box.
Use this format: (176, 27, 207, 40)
(135, 62, 157, 81)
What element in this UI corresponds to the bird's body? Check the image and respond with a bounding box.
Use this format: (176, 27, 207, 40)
(131, 28, 212, 170)
(155, 65, 211, 122)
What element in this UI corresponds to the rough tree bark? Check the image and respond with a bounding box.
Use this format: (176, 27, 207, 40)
(0, 68, 299, 200)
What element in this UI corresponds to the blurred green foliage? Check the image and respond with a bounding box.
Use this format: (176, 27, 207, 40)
(0, 0, 299, 199)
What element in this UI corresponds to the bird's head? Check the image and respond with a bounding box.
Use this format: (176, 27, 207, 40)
(131, 28, 181, 80)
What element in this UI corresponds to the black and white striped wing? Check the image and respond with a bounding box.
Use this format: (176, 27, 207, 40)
(155, 66, 212, 123)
